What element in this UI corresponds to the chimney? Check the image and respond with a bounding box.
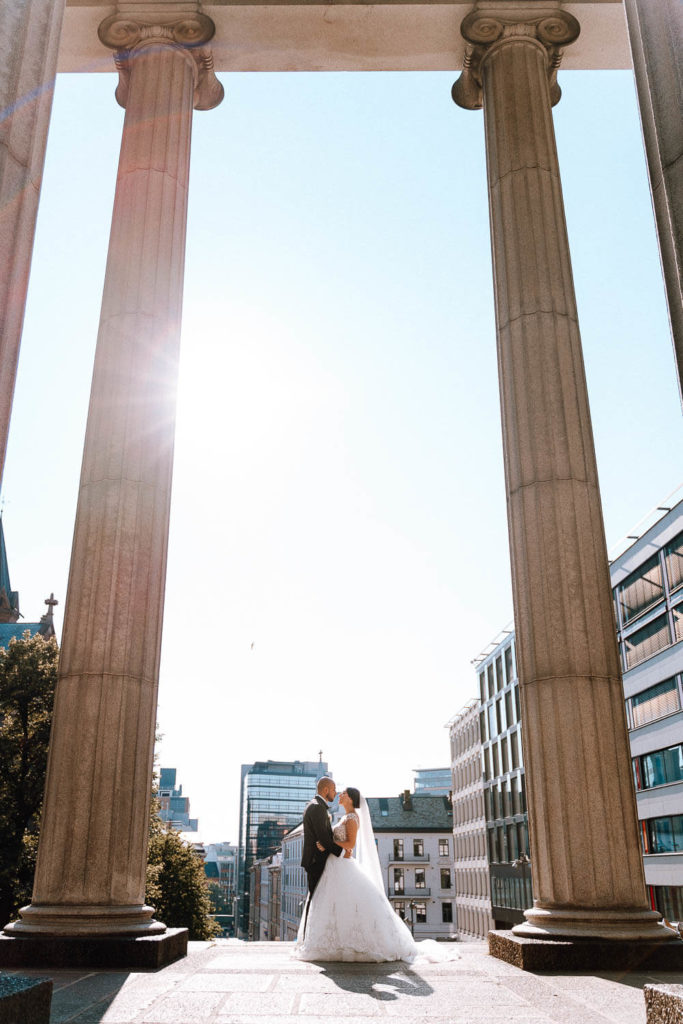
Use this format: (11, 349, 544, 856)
(402, 789, 412, 811)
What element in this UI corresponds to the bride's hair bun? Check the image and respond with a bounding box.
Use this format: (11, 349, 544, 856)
(347, 787, 361, 808)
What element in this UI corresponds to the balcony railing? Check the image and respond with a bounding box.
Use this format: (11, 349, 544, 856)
(389, 887, 431, 898)
(388, 854, 430, 865)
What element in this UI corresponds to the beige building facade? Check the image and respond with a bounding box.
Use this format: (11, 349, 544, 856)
(0, 0, 680, 967)
(449, 701, 494, 941)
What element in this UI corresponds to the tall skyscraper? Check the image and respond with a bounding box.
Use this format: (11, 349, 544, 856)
(237, 759, 329, 937)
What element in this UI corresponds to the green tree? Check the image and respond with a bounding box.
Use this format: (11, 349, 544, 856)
(145, 798, 221, 941)
(0, 632, 58, 927)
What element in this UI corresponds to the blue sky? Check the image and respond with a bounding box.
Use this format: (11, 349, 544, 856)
(3, 68, 681, 840)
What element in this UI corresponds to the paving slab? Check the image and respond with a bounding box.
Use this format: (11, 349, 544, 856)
(6, 937, 682, 1023)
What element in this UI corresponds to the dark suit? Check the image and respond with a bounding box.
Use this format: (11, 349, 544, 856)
(301, 795, 343, 899)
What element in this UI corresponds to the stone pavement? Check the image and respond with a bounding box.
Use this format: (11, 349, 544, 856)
(5, 938, 683, 1023)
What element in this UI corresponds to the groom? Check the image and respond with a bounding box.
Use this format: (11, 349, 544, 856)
(301, 776, 343, 932)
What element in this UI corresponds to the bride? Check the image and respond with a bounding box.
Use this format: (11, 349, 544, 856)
(294, 786, 419, 962)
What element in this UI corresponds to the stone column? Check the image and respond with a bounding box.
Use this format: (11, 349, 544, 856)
(0, 0, 66, 485)
(5, 4, 222, 938)
(453, 4, 671, 942)
(623, 0, 683, 408)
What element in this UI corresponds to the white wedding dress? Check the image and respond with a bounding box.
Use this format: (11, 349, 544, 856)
(294, 802, 419, 963)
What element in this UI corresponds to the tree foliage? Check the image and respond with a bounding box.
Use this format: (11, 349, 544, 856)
(146, 798, 221, 940)
(0, 632, 58, 927)
(0, 635, 219, 941)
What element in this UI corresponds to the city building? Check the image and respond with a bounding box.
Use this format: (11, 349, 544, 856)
(413, 767, 452, 796)
(448, 699, 494, 940)
(203, 842, 238, 936)
(280, 824, 306, 940)
(611, 498, 683, 921)
(0, 518, 56, 647)
(157, 768, 199, 832)
(237, 758, 329, 937)
(474, 629, 531, 930)
(465, 494, 683, 929)
(367, 792, 457, 940)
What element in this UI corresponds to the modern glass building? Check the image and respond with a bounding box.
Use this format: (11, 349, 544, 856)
(413, 767, 452, 796)
(475, 631, 531, 929)
(237, 759, 329, 937)
(611, 498, 683, 920)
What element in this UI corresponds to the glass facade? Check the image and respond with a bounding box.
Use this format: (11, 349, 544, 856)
(238, 760, 327, 936)
(614, 530, 683, 671)
(627, 676, 681, 729)
(642, 814, 683, 854)
(633, 742, 683, 790)
(477, 635, 532, 929)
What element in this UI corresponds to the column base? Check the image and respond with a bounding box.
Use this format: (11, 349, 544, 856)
(0, 928, 188, 969)
(489, 930, 683, 972)
(4, 903, 166, 936)
(513, 905, 675, 942)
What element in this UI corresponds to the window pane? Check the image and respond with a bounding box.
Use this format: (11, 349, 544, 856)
(496, 656, 504, 692)
(487, 665, 495, 698)
(665, 532, 683, 594)
(505, 689, 514, 727)
(674, 816, 683, 853)
(442, 902, 453, 923)
(642, 751, 667, 788)
(624, 614, 671, 669)
(440, 869, 451, 888)
(479, 672, 487, 704)
(505, 645, 513, 684)
(631, 678, 680, 727)
(649, 817, 674, 853)
(619, 554, 664, 624)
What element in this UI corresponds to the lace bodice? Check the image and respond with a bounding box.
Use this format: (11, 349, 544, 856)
(333, 812, 359, 842)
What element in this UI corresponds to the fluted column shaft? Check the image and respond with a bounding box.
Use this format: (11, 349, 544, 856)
(0, 0, 65, 485)
(623, 0, 683, 408)
(6, 12, 222, 936)
(454, 5, 670, 941)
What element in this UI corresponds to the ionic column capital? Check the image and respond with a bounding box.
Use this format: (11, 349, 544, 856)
(98, 3, 223, 110)
(452, 4, 580, 109)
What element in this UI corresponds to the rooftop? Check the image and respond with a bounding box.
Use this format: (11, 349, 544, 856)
(12, 937, 678, 1023)
(368, 794, 452, 832)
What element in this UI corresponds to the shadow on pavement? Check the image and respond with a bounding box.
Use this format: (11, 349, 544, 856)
(319, 963, 434, 1001)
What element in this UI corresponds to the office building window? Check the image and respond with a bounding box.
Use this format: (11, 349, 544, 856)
(479, 672, 486, 704)
(634, 743, 683, 790)
(618, 555, 664, 625)
(505, 689, 514, 728)
(439, 839, 449, 857)
(504, 644, 514, 684)
(511, 729, 520, 769)
(645, 815, 683, 853)
(488, 829, 497, 862)
(629, 677, 680, 729)
(514, 684, 520, 721)
(393, 839, 404, 860)
(650, 885, 683, 922)
(393, 868, 404, 894)
(414, 902, 427, 923)
(441, 868, 451, 889)
(442, 902, 453, 923)
(496, 655, 504, 692)
(413, 839, 424, 857)
(501, 738, 509, 774)
(488, 703, 496, 739)
(415, 869, 426, 889)
(624, 614, 671, 669)
(480, 710, 488, 743)
(394, 901, 406, 920)
(674, 605, 683, 644)
(665, 533, 683, 594)
(491, 743, 500, 778)
(487, 664, 495, 698)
